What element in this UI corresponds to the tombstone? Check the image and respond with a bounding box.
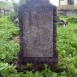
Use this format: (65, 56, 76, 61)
(18, 0, 58, 67)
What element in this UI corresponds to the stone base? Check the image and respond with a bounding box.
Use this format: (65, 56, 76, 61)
(19, 57, 58, 66)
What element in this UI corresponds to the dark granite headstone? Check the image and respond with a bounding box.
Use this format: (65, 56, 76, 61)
(18, 0, 58, 66)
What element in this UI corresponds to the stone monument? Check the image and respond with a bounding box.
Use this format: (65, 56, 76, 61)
(18, 0, 58, 66)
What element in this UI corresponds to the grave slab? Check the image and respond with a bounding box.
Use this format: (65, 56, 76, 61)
(18, 0, 58, 66)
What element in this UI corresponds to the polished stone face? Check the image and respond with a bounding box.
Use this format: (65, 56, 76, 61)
(19, 0, 57, 64)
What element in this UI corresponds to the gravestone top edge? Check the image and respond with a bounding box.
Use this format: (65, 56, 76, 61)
(25, 0, 51, 6)
(26, 0, 49, 3)
(18, 0, 57, 10)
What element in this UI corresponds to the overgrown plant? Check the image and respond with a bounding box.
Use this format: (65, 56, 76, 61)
(0, 16, 77, 77)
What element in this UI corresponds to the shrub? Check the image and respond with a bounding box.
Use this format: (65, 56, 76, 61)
(0, 16, 19, 62)
(66, 17, 77, 23)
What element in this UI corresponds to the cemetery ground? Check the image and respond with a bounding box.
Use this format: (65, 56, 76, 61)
(0, 16, 77, 77)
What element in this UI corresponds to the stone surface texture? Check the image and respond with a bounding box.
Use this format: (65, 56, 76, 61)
(18, 0, 58, 65)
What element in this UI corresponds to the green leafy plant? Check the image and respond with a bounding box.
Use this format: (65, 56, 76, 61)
(66, 17, 77, 23)
(0, 15, 77, 77)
